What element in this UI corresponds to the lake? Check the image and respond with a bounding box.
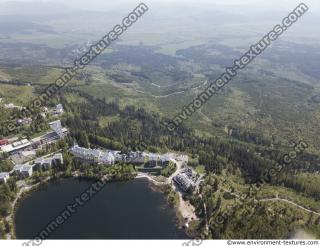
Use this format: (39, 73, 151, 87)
(15, 178, 188, 239)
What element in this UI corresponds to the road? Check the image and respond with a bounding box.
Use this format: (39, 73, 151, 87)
(136, 155, 185, 185)
(135, 173, 167, 185)
(167, 157, 184, 183)
(260, 197, 320, 216)
(133, 80, 208, 98)
(222, 188, 320, 216)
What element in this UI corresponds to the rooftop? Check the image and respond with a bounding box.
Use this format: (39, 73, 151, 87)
(149, 153, 159, 160)
(53, 153, 63, 159)
(42, 158, 53, 164)
(0, 172, 9, 179)
(0, 139, 31, 153)
(13, 164, 24, 171)
(174, 173, 194, 190)
(21, 165, 33, 172)
(35, 157, 44, 164)
(70, 145, 102, 157)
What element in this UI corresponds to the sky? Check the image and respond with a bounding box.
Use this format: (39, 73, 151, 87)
(0, 0, 319, 10)
(0, 0, 319, 19)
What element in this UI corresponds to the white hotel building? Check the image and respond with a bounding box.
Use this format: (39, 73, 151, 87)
(12, 164, 33, 179)
(70, 145, 115, 165)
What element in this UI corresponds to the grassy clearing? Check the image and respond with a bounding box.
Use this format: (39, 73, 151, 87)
(195, 165, 205, 174)
(0, 84, 34, 104)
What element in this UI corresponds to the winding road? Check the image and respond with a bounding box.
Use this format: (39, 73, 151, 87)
(259, 197, 320, 216)
(222, 188, 320, 216)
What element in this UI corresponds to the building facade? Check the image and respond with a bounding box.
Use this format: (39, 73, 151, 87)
(0, 172, 10, 184)
(70, 145, 115, 165)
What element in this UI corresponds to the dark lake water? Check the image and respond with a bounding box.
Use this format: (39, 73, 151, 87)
(15, 178, 188, 239)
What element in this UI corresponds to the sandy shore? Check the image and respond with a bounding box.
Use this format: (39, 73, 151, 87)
(176, 190, 197, 222)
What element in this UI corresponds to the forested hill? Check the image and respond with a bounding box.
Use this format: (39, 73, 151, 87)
(61, 89, 320, 185)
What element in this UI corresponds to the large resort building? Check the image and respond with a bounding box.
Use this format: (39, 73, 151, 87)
(69, 144, 171, 168)
(70, 145, 115, 165)
(117, 151, 147, 164)
(173, 173, 194, 192)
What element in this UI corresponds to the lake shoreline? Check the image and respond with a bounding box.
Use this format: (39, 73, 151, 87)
(135, 173, 199, 237)
(10, 174, 193, 239)
(6, 176, 54, 239)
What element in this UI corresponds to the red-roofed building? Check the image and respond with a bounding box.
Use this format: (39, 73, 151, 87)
(0, 139, 9, 146)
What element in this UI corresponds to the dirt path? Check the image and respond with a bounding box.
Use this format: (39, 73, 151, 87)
(222, 188, 320, 216)
(135, 173, 167, 185)
(133, 80, 208, 98)
(134, 88, 186, 98)
(259, 198, 320, 216)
